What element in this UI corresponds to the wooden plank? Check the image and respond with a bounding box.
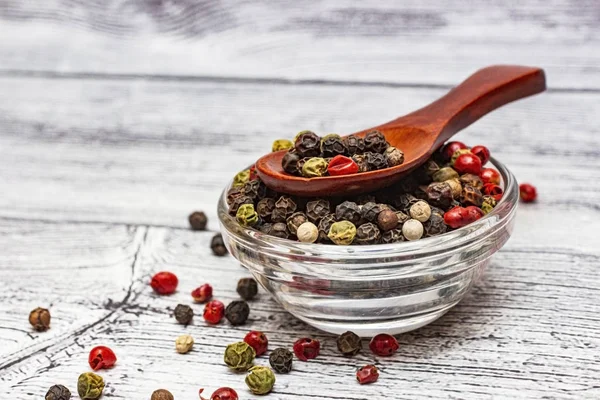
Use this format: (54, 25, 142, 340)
(0, 0, 599, 89)
(1, 221, 598, 398)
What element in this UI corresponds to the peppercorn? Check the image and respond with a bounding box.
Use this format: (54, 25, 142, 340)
(294, 131, 321, 158)
(272, 139, 293, 152)
(355, 194, 377, 205)
(228, 194, 253, 216)
(174, 304, 193, 325)
(460, 173, 484, 190)
(224, 341, 256, 371)
(302, 157, 328, 178)
(402, 219, 424, 241)
(358, 202, 379, 223)
(199, 387, 239, 400)
(151, 389, 174, 400)
(441, 141, 468, 161)
(461, 185, 483, 207)
(297, 221, 319, 243)
(237, 277, 258, 300)
(409, 200, 432, 222)
(384, 146, 405, 167)
(88, 346, 117, 371)
(225, 300, 250, 325)
(286, 212, 308, 236)
(354, 223, 381, 245)
(335, 201, 362, 225)
(377, 209, 399, 231)
(328, 220, 357, 245)
(394, 193, 418, 212)
(395, 210, 410, 225)
(191, 283, 213, 303)
(423, 213, 447, 237)
(243, 179, 268, 201)
(270, 222, 290, 239)
(356, 364, 379, 385)
(450, 148, 472, 165)
(480, 168, 501, 185)
(29, 307, 51, 331)
(327, 155, 359, 176)
(433, 166, 459, 182)
(519, 183, 537, 203)
(317, 213, 336, 242)
(305, 199, 330, 223)
(296, 157, 311, 174)
(470, 145, 490, 165)
(321, 134, 347, 157)
(365, 152, 388, 170)
(337, 331, 362, 356)
(236, 204, 259, 227)
(454, 153, 482, 175)
(272, 196, 297, 223)
(369, 333, 399, 356)
(293, 337, 320, 361)
(364, 130, 388, 153)
(233, 169, 251, 187)
(77, 372, 104, 400)
(343, 135, 365, 155)
(445, 178, 463, 199)
(45, 384, 71, 400)
(256, 198, 275, 222)
(426, 182, 453, 209)
(351, 154, 369, 172)
(150, 271, 178, 295)
(245, 366, 276, 395)
(481, 195, 497, 214)
(259, 223, 273, 235)
(211, 233, 228, 256)
(282, 150, 301, 174)
(483, 183, 504, 201)
(269, 347, 293, 373)
(226, 186, 245, 206)
(381, 228, 405, 243)
(188, 211, 208, 231)
(203, 300, 225, 324)
(175, 334, 194, 354)
(244, 330, 268, 356)
(444, 206, 484, 229)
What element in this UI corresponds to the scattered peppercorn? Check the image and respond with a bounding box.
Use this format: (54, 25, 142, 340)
(77, 372, 104, 400)
(364, 130, 388, 153)
(245, 366, 276, 395)
(519, 183, 537, 203)
(203, 300, 225, 325)
(356, 364, 379, 384)
(409, 200, 432, 222)
(282, 151, 301, 174)
(352, 154, 369, 172)
(318, 213, 336, 242)
(224, 341, 256, 371)
(175, 334, 194, 354)
(270, 222, 290, 239)
(426, 181, 454, 209)
(150, 271, 178, 295)
(461, 185, 484, 207)
(151, 389, 174, 400)
(366, 152, 388, 170)
(381, 228, 405, 243)
(244, 330, 268, 356)
(88, 346, 117, 371)
(211, 233, 228, 256)
(444, 206, 484, 229)
(45, 384, 71, 400)
(445, 178, 463, 199)
(272, 139, 293, 152)
(337, 331, 362, 356)
(29, 307, 51, 331)
(424, 213, 448, 237)
(269, 347, 293, 373)
(199, 387, 239, 400)
(344, 135, 365, 156)
(236, 204, 259, 227)
(237, 277, 258, 300)
(225, 301, 250, 325)
(293, 337, 320, 361)
(174, 304, 194, 325)
(369, 333, 399, 356)
(188, 211, 208, 230)
(450, 148, 473, 166)
(336, 201, 362, 225)
(191, 283, 213, 303)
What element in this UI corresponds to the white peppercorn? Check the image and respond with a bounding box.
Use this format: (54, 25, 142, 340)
(402, 219, 424, 241)
(297, 222, 319, 243)
(175, 334, 194, 354)
(409, 201, 431, 222)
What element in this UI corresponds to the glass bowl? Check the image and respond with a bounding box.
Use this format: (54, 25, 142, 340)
(218, 158, 518, 336)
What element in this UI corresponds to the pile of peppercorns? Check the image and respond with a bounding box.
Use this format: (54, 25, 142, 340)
(229, 139, 512, 244)
(275, 130, 405, 178)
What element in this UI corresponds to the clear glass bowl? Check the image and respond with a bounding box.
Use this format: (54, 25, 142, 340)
(218, 158, 518, 336)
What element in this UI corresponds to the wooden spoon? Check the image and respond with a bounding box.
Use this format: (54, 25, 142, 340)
(256, 65, 546, 197)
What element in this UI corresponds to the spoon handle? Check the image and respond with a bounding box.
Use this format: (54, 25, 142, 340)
(391, 65, 546, 148)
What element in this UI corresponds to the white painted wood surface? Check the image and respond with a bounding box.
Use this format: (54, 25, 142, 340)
(1, 2, 599, 399)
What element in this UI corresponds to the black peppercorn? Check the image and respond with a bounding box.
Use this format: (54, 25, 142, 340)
(188, 211, 208, 231)
(321, 134, 347, 157)
(361, 202, 382, 223)
(282, 150, 301, 175)
(317, 213, 337, 242)
(211, 233, 228, 256)
(294, 131, 321, 158)
(355, 194, 377, 205)
(174, 304, 193, 325)
(269, 347, 293, 373)
(256, 198, 276, 222)
(351, 154, 369, 172)
(228, 195, 253, 216)
(364, 130, 388, 153)
(365, 152, 388, 170)
(270, 222, 290, 239)
(29, 307, 51, 331)
(343, 135, 365, 156)
(305, 199, 331, 224)
(45, 384, 71, 400)
(395, 210, 410, 225)
(225, 300, 250, 325)
(395, 193, 420, 213)
(426, 182, 454, 209)
(461, 185, 483, 207)
(354, 223, 381, 245)
(259, 223, 273, 235)
(287, 212, 308, 236)
(460, 173, 484, 190)
(226, 186, 244, 206)
(381, 228, 405, 243)
(337, 331, 362, 356)
(335, 201, 362, 226)
(423, 213, 448, 237)
(243, 179, 268, 201)
(237, 277, 258, 300)
(271, 196, 297, 223)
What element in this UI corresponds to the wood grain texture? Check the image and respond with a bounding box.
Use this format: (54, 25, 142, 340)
(0, 0, 599, 89)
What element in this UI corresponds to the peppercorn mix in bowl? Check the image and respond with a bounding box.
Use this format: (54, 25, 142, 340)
(218, 139, 518, 336)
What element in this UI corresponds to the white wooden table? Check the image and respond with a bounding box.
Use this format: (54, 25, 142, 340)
(1, 2, 599, 399)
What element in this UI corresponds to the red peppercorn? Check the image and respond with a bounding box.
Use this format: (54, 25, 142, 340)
(465, 205, 485, 221)
(369, 334, 399, 356)
(199, 387, 239, 400)
(519, 183, 537, 203)
(454, 153, 482, 175)
(356, 364, 379, 384)
(483, 183, 504, 201)
(203, 300, 225, 324)
(327, 155, 359, 176)
(443, 206, 484, 229)
(480, 168, 501, 185)
(88, 346, 117, 371)
(293, 338, 320, 361)
(191, 284, 213, 303)
(244, 330, 268, 356)
(441, 141, 467, 161)
(150, 271, 178, 295)
(470, 145, 490, 165)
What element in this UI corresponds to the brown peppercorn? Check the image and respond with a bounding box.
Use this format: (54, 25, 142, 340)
(270, 222, 290, 239)
(377, 209, 399, 231)
(211, 233, 228, 256)
(45, 384, 71, 400)
(426, 182, 454, 209)
(151, 389, 174, 400)
(364, 130, 388, 153)
(282, 150, 301, 175)
(384, 146, 405, 167)
(237, 277, 258, 300)
(321, 134, 347, 157)
(29, 307, 51, 331)
(354, 223, 381, 245)
(228, 195, 253, 216)
(243, 179, 268, 201)
(365, 152, 388, 170)
(461, 185, 484, 206)
(256, 198, 276, 222)
(226, 186, 245, 206)
(294, 131, 321, 158)
(343, 135, 365, 156)
(460, 173, 484, 190)
(381, 228, 405, 243)
(317, 213, 337, 242)
(174, 304, 193, 325)
(188, 211, 208, 231)
(351, 154, 369, 172)
(335, 201, 362, 226)
(286, 212, 308, 236)
(337, 331, 362, 356)
(305, 199, 331, 223)
(225, 301, 250, 325)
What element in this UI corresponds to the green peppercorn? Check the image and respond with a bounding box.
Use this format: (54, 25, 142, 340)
(305, 199, 330, 223)
(294, 131, 321, 158)
(481, 195, 497, 214)
(269, 347, 293, 373)
(77, 372, 104, 400)
(364, 130, 388, 153)
(343, 135, 365, 156)
(188, 211, 208, 231)
(233, 169, 251, 187)
(321, 134, 347, 157)
(272, 139, 294, 152)
(236, 204, 259, 227)
(45, 384, 71, 400)
(245, 366, 276, 395)
(282, 150, 301, 174)
(450, 148, 472, 166)
(354, 222, 381, 245)
(224, 341, 256, 371)
(150, 389, 174, 400)
(433, 167, 459, 182)
(337, 331, 362, 356)
(335, 201, 362, 226)
(301, 157, 328, 178)
(287, 212, 308, 235)
(174, 304, 193, 325)
(328, 221, 357, 245)
(237, 277, 258, 300)
(385, 146, 405, 167)
(225, 300, 250, 325)
(317, 213, 336, 243)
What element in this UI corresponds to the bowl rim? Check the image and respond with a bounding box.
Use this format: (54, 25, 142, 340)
(218, 156, 518, 261)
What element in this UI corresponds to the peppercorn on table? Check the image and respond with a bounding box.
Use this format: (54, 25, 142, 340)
(1, 1, 599, 399)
